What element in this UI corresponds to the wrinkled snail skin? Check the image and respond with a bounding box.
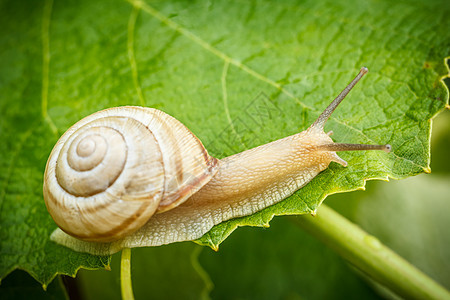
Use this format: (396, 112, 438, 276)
(186, 129, 341, 214)
(45, 67, 391, 253)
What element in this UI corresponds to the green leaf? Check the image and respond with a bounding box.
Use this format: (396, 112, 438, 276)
(0, 0, 449, 288)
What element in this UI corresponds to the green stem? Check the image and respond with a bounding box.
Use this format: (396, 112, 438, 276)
(293, 204, 450, 300)
(120, 248, 135, 300)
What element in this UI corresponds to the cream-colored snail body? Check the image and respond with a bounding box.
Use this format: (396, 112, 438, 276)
(44, 68, 391, 254)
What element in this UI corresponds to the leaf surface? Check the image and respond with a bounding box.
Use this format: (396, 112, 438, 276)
(0, 0, 449, 286)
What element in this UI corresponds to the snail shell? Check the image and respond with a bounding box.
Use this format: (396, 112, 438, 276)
(43, 107, 218, 242)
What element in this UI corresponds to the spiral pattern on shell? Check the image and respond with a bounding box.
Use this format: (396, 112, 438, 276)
(43, 107, 218, 242)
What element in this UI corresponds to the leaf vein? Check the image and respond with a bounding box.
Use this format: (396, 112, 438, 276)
(127, 5, 146, 106)
(221, 61, 246, 149)
(41, 0, 58, 135)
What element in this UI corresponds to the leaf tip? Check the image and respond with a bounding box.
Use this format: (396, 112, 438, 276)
(423, 166, 431, 174)
(41, 283, 48, 291)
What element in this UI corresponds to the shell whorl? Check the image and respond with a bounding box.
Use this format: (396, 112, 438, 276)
(44, 106, 219, 242)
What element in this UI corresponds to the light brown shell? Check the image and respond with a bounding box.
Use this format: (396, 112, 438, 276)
(43, 106, 218, 242)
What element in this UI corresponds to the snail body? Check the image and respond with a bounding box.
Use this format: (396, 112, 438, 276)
(44, 68, 391, 253)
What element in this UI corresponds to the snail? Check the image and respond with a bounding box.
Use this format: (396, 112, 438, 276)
(44, 67, 391, 254)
